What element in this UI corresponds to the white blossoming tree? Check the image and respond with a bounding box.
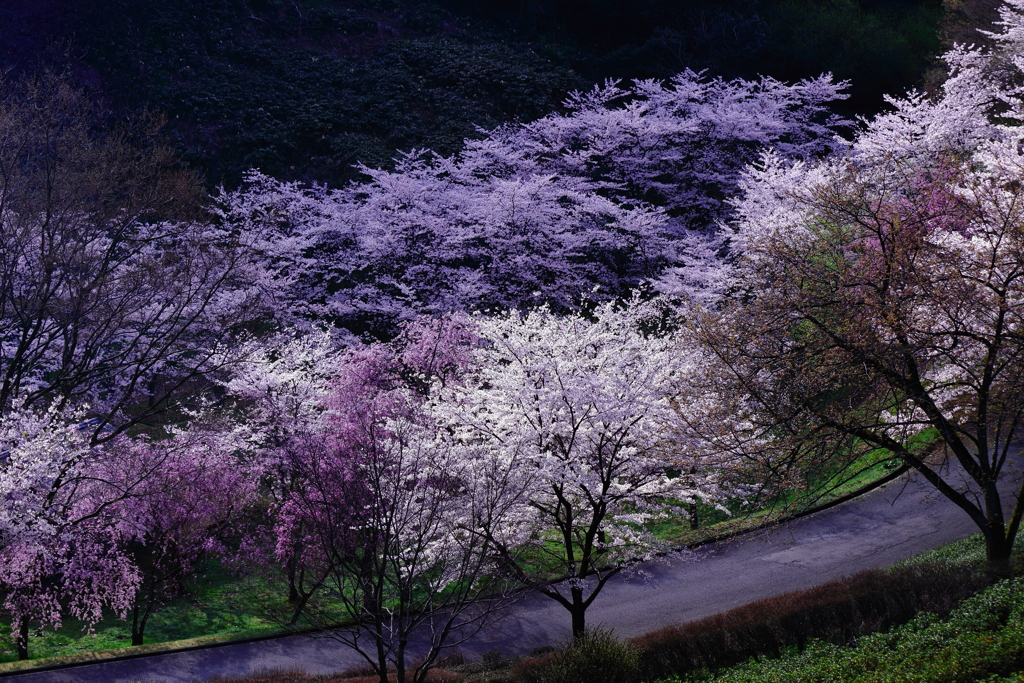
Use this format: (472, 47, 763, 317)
(0, 406, 140, 659)
(691, 0, 1024, 565)
(437, 300, 731, 637)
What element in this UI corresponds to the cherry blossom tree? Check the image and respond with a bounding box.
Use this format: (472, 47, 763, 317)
(99, 426, 253, 646)
(480, 70, 850, 229)
(238, 319, 517, 683)
(0, 72, 314, 439)
(221, 70, 849, 335)
(690, 2, 1024, 565)
(0, 406, 141, 659)
(435, 300, 728, 637)
(231, 162, 668, 336)
(222, 330, 342, 614)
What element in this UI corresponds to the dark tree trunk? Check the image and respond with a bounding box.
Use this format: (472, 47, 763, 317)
(570, 585, 586, 638)
(131, 604, 143, 646)
(288, 589, 313, 625)
(130, 602, 149, 646)
(984, 526, 1013, 576)
(689, 501, 700, 530)
(131, 562, 162, 646)
(16, 619, 28, 660)
(286, 547, 300, 604)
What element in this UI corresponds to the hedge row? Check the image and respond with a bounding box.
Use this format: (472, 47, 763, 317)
(681, 574, 1024, 683)
(630, 562, 994, 681)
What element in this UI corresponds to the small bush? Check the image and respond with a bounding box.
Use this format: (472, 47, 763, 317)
(533, 629, 639, 683)
(511, 652, 557, 683)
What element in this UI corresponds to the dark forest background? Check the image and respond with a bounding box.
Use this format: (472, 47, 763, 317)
(0, 0, 999, 189)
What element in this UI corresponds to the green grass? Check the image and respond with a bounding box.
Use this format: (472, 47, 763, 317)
(650, 448, 903, 548)
(0, 563, 279, 670)
(894, 532, 990, 569)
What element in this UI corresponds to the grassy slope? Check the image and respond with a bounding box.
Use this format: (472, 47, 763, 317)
(670, 540, 1024, 682)
(0, 563, 278, 668)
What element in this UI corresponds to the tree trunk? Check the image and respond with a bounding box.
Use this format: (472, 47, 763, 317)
(131, 604, 143, 646)
(131, 565, 160, 646)
(984, 526, 1013, 576)
(15, 619, 29, 660)
(288, 589, 313, 625)
(979, 478, 1013, 572)
(374, 618, 389, 683)
(570, 585, 586, 639)
(689, 501, 699, 530)
(130, 603, 152, 647)
(396, 635, 407, 683)
(286, 546, 305, 604)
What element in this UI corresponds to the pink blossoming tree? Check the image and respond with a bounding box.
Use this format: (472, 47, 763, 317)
(0, 407, 140, 659)
(237, 318, 519, 683)
(100, 425, 254, 646)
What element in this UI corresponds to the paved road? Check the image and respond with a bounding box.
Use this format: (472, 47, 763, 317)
(6, 465, 1008, 683)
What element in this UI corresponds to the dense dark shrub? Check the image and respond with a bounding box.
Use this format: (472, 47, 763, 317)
(52, 0, 587, 189)
(511, 629, 639, 683)
(511, 652, 557, 683)
(631, 562, 995, 681)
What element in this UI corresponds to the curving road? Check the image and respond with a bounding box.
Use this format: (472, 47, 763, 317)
(5, 464, 1012, 683)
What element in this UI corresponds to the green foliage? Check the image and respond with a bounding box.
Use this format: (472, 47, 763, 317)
(527, 629, 640, 683)
(667, 574, 1024, 683)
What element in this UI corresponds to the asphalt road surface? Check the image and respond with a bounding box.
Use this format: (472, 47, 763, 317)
(6, 464, 1009, 683)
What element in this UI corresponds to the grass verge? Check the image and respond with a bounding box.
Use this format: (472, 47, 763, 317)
(0, 563, 279, 668)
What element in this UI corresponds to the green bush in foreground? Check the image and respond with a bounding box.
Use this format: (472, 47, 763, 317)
(670, 575, 1024, 683)
(514, 629, 639, 683)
